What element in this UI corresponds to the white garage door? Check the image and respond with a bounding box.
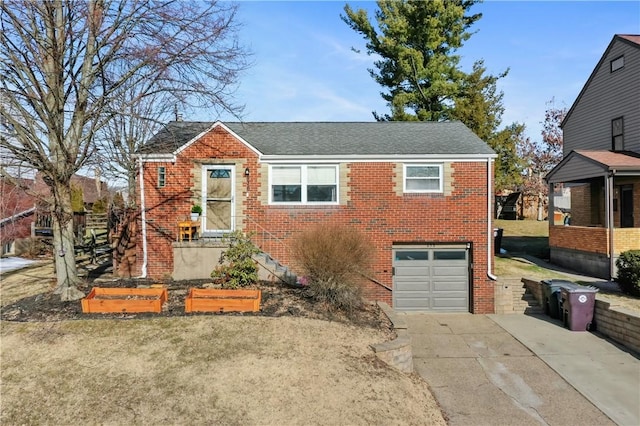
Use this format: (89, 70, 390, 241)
(392, 245, 470, 312)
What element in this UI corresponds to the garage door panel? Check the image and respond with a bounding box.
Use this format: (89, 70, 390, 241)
(433, 265, 467, 276)
(393, 246, 469, 313)
(394, 282, 433, 293)
(394, 266, 430, 277)
(432, 280, 467, 292)
(395, 297, 433, 310)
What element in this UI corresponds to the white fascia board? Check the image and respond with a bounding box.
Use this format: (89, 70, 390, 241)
(260, 153, 497, 164)
(137, 153, 176, 163)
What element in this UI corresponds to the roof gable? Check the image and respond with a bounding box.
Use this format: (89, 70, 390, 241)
(562, 34, 640, 128)
(138, 121, 495, 161)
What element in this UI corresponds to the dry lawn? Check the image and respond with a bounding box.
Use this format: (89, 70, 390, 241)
(0, 263, 446, 425)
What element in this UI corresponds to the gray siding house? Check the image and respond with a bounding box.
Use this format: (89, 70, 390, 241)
(546, 34, 640, 279)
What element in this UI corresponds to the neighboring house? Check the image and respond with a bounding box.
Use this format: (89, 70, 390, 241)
(1, 172, 110, 254)
(33, 172, 110, 212)
(0, 176, 36, 255)
(546, 34, 640, 279)
(136, 121, 498, 313)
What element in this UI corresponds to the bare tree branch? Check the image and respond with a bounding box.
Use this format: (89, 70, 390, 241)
(0, 0, 250, 299)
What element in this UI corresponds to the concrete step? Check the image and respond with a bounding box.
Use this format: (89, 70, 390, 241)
(254, 252, 298, 285)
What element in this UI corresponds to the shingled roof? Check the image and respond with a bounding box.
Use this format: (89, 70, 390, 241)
(137, 121, 495, 158)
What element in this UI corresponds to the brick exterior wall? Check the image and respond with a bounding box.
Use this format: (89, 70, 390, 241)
(550, 225, 609, 255)
(553, 178, 640, 257)
(137, 126, 495, 313)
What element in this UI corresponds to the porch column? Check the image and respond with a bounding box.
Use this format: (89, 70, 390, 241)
(605, 172, 614, 279)
(548, 182, 555, 225)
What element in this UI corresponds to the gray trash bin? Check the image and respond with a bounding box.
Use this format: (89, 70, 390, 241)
(560, 285, 599, 331)
(541, 279, 575, 319)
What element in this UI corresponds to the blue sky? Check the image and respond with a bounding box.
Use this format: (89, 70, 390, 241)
(214, 1, 640, 142)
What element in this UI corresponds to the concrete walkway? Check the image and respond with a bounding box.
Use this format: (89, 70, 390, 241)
(404, 313, 640, 426)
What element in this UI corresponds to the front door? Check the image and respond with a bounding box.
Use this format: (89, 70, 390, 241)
(620, 185, 634, 228)
(202, 165, 235, 235)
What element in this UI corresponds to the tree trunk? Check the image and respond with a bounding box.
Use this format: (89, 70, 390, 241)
(50, 182, 85, 301)
(128, 166, 137, 208)
(537, 192, 544, 221)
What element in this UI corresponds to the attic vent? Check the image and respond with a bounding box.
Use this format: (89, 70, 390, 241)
(610, 55, 624, 72)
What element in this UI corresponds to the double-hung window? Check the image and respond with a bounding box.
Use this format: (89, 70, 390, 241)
(270, 165, 338, 204)
(404, 164, 443, 193)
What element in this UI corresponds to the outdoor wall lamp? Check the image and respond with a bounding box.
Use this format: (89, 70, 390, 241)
(244, 167, 250, 177)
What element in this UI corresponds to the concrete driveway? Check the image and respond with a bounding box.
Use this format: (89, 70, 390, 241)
(403, 313, 629, 426)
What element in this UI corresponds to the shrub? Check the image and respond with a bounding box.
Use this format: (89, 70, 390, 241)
(92, 197, 108, 213)
(211, 231, 260, 288)
(616, 250, 640, 297)
(70, 184, 84, 212)
(292, 223, 374, 315)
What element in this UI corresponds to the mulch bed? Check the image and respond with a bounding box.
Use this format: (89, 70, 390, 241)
(1, 275, 392, 332)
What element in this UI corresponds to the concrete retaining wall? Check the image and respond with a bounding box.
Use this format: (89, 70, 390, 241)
(521, 278, 640, 355)
(594, 299, 640, 355)
(372, 302, 413, 373)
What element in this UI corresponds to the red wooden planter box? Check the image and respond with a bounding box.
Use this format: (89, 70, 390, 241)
(185, 288, 261, 313)
(81, 287, 168, 314)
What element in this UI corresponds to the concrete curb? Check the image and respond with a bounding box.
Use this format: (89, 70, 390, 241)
(371, 302, 414, 373)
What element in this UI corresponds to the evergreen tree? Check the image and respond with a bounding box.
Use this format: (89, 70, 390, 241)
(342, 0, 482, 121)
(343, 0, 520, 190)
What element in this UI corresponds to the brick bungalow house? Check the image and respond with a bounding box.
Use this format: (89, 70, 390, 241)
(135, 121, 498, 313)
(546, 34, 640, 279)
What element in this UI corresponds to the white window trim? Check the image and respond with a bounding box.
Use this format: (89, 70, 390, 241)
(268, 164, 339, 205)
(403, 164, 444, 193)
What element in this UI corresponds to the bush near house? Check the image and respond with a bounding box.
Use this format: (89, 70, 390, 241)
(292, 224, 374, 316)
(211, 231, 260, 288)
(616, 250, 640, 297)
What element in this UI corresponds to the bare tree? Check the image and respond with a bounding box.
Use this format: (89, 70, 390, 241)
(91, 88, 173, 207)
(518, 99, 566, 220)
(0, 0, 249, 300)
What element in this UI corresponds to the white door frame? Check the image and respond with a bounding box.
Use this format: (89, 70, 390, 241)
(201, 165, 235, 234)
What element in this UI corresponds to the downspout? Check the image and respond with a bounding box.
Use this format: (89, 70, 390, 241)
(137, 157, 148, 278)
(487, 158, 498, 281)
(606, 171, 615, 280)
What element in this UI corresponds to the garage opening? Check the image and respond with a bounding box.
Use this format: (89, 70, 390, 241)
(392, 244, 470, 312)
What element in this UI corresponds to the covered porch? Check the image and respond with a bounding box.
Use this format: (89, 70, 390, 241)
(546, 150, 640, 279)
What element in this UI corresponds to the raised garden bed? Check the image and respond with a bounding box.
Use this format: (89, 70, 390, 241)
(81, 287, 168, 314)
(185, 288, 261, 313)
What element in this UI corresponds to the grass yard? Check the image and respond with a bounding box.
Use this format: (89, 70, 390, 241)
(0, 317, 445, 425)
(0, 263, 446, 425)
(495, 218, 549, 259)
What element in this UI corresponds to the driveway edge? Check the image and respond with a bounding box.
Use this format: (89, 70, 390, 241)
(371, 302, 414, 373)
